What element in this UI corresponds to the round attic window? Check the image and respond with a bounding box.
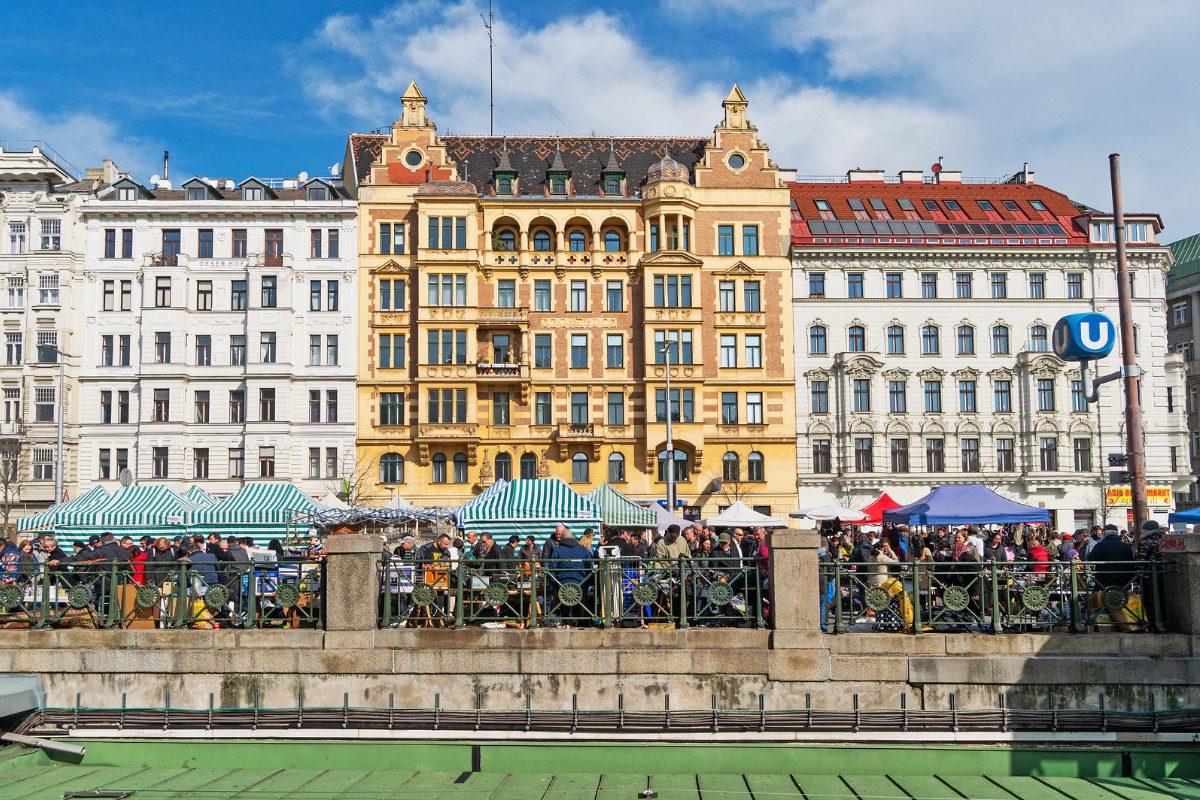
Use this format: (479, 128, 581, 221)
(727, 152, 746, 170)
(404, 150, 424, 168)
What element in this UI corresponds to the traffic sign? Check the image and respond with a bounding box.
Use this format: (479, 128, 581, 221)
(1053, 313, 1116, 361)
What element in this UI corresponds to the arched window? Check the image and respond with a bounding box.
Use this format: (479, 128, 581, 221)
(921, 325, 940, 355)
(809, 325, 827, 355)
(992, 325, 1010, 355)
(604, 230, 623, 252)
(848, 325, 866, 353)
(1030, 325, 1049, 352)
(956, 325, 975, 355)
(722, 452, 740, 482)
(886, 325, 905, 355)
(533, 230, 552, 251)
(496, 230, 516, 251)
(551, 177, 567, 195)
(452, 453, 468, 483)
(494, 452, 512, 481)
(520, 452, 537, 480)
(657, 449, 688, 482)
(431, 453, 447, 484)
(379, 453, 403, 484)
(568, 231, 587, 252)
(747, 451, 765, 482)
(608, 452, 625, 483)
(571, 452, 589, 483)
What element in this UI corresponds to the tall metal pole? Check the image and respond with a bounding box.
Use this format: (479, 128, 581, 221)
(54, 353, 64, 503)
(1108, 153, 1148, 540)
(482, 0, 494, 136)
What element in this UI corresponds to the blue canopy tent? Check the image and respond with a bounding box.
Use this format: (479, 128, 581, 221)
(1168, 507, 1200, 524)
(883, 484, 1051, 526)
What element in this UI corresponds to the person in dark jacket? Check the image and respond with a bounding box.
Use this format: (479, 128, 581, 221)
(143, 538, 179, 590)
(224, 538, 252, 621)
(541, 526, 565, 562)
(182, 541, 219, 587)
(551, 533, 591, 622)
(1087, 525, 1135, 588)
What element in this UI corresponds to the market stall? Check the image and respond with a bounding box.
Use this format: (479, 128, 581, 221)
(584, 483, 657, 529)
(55, 484, 201, 539)
(705, 500, 788, 528)
(883, 484, 1050, 526)
(193, 482, 329, 546)
(456, 477, 600, 542)
(858, 493, 902, 524)
(15, 485, 110, 534)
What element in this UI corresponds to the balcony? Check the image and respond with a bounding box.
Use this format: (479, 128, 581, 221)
(712, 311, 768, 329)
(477, 306, 529, 326)
(474, 361, 530, 382)
(416, 422, 479, 440)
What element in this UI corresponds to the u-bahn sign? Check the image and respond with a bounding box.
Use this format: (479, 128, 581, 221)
(1053, 313, 1116, 361)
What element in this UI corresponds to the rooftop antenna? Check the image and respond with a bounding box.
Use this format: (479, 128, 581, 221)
(481, 0, 495, 136)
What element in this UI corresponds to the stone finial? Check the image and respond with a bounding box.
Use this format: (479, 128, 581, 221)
(722, 83, 749, 129)
(400, 80, 429, 127)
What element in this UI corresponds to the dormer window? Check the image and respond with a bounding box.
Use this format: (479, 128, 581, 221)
(306, 187, 328, 201)
(603, 175, 621, 195)
(497, 176, 513, 195)
(186, 187, 206, 201)
(551, 176, 567, 195)
(243, 187, 263, 201)
(117, 187, 136, 201)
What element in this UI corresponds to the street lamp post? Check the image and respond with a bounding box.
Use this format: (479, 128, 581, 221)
(658, 338, 678, 513)
(38, 346, 72, 504)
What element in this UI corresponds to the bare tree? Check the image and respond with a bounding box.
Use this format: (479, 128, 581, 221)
(329, 452, 383, 507)
(0, 425, 25, 535)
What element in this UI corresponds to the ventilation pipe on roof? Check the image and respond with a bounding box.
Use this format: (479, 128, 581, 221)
(163, 150, 169, 181)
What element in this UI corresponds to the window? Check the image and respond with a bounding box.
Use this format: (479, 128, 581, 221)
(721, 392, 739, 424)
(8, 222, 27, 254)
(955, 273, 972, 298)
(192, 448, 209, 480)
(656, 388, 695, 422)
(493, 391, 511, 425)
(425, 330, 467, 365)
(264, 229, 284, 262)
(992, 325, 1010, 355)
(196, 280, 213, 311)
(117, 390, 129, 423)
(229, 390, 245, 423)
(229, 448, 244, 479)
(308, 448, 321, 479)
(996, 438, 1015, 472)
(657, 450, 688, 482)
(568, 391, 588, 425)
(380, 392, 405, 426)
(1037, 378, 1055, 411)
(309, 280, 322, 311)
(534, 392, 552, 426)
(493, 453, 512, 482)
(812, 440, 832, 473)
(326, 335, 339, 365)
(1067, 273, 1084, 299)
(919, 273, 937, 299)
(6, 277, 23, 308)
(570, 334, 588, 368)
(605, 452, 626, 483)
(720, 335, 737, 368)
(809, 273, 825, 297)
(707, 284, 731, 317)
(961, 439, 981, 472)
(1127, 221, 1149, 243)
(155, 276, 171, 307)
(258, 446, 275, 478)
(810, 380, 829, 414)
(98, 448, 111, 479)
(848, 325, 866, 353)
(36, 331, 57, 363)
(532, 230, 552, 251)
(198, 228, 214, 258)
(604, 230, 623, 251)
(568, 231, 587, 252)
(606, 334, 624, 368)
(745, 335, 761, 368)
(232, 229, 247, 257)
(495, 229, 516, 251)
(742, 226, 759, 256)
(921, 325, 940, 355)
(448, 452, 465, 484)
(528, 279, 551, 312)
(809, 325, 827, 355)
(851, 379, 871, 413)
(326, 390, 338, 423)
(956, 325, 975, 355)
(308, 395, 319, 428)
(994, 379, 1012, 412)
(5, 333, 21, 365)
(847, 273, 864, 298)
(607, 392, 624, 425)
(426, 389, 468, 423)
(886, 325, 905, 355)
(497, 279, 516, 308)
(186, 186, 206, 201)
(104, 229, 117, 259)
(1071, 379, 1086, 412)
(744, 281, 761, 312)
(379, 222, 406, 255)
(652, 275, 692, 308)
(261, 276, 277, 308)
(722, 452, 740, 482)
(1039, 437, 1059, 471)
(653, 330, 692, 364)
(260, 332, 277, 363)
(746, 392, 763, 424)
(534, 334, 552, 369)
(571, 452, 590, 483)
(606, 280, 623, 312)
(925, 438, 945, 472)
(328, 230, 340, 259)
(854, 437, 874, 472)
(230, 336, 246, 366)
(162, 229, 180, 265)
(889, 380, 907, 414)
(100, 391, 112, 424)
(427, 274, 467, 307)
(150, 387, 170, 422)
(959, 380, 977, 412)
(231, 280, 247, 310)
(990, 272, 1007, 299)
(36, 274, 59, 305)
(260, 388, 276, 421)
(1030, 325, 1049, 352)
(924, 380, 942, 413)
(153, 447, 169, 479)
(885, 272, 903, 298)
(154, 332, 171, 363)
(1028, 272, 1046, 299)
(379, 278, 406, 311)
(194, 390, 210, 423)
(195, 335, 211, 366)
(890, 439, 909, 473)
(717, 225, 734, 255)
(570, 280, 588, 311)
(1073, 438, 1092, 472)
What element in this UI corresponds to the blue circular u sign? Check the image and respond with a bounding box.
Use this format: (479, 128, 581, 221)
(1053, 313, 1116, 361)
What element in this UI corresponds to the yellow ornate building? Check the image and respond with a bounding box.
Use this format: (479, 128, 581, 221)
(344, 82, 796, 516)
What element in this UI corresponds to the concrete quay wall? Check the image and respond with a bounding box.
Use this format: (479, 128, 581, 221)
(4, 628, 1198, 714)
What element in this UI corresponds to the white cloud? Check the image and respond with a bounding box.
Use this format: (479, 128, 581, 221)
(302, 0, 1200, 233)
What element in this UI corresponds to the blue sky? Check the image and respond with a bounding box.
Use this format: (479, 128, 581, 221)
(4, 1, 1199, 234)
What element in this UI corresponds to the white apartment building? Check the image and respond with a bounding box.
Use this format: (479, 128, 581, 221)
(790, 168, 1190, 530)
(0, 145, 94, 519)
(76, 169, 358, 497)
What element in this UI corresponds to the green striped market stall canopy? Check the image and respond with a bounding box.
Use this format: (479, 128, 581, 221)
(457, 477, 600, 541)
(15, 485, 110, 533)
(192, 482, 327, 545)
(184, 485, 220, 508)
(56, 485, 200, 538)
(453, 478, 508, 527)
(585, 483, 656, 529)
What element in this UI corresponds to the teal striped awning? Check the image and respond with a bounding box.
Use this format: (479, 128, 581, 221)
(453, 478, 508, 527)
(184, 485, 220, 508)
(15, 485, 110, 533)
(458, 478, 600, 541)
(585, 483, 657, 529)
(57, 485, 200, 531)
(193, 482, 324, 527)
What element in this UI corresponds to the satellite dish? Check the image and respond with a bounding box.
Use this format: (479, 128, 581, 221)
(118, 468, 134, 487)
(930, 162, 943, 174)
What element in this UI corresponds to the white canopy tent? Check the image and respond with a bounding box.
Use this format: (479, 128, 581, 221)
(319, 492, 350, 510)
(790, 505, 868, 522)
(704, 500, 788, 528)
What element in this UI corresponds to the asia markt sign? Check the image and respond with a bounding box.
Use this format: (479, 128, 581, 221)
(1105, 486, 1173, 506)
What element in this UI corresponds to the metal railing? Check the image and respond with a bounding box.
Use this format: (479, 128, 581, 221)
(0, 559, 323, 629)
(819, 559, 1168, 634)
(379, 555, 766, 629)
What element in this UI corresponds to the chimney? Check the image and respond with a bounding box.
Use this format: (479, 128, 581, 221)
(162, 150, 169, 181)
(935, 169, 961, 184)
(898, 170, 924, 184)
(102, 159, 118, 184)
(846, 168, 885, 183)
